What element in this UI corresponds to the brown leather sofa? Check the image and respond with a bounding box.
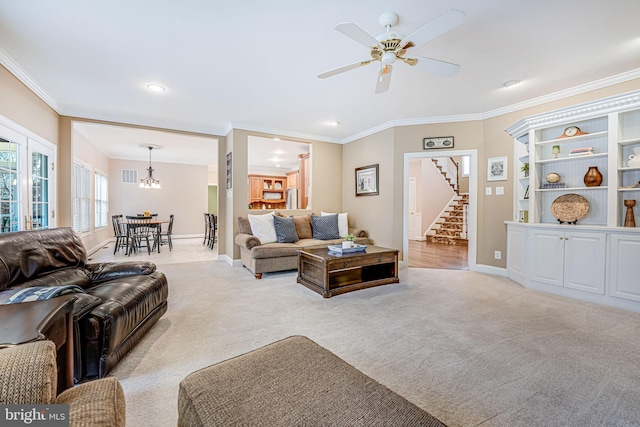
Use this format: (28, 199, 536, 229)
(0, 227, 168, 381)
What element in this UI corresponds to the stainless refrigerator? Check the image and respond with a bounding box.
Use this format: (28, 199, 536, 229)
(286, 188, 298, 209)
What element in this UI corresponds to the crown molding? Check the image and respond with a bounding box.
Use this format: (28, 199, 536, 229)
(3, 41, 639, 144)
(343, 68, 640, 143)
(0, 47, 60, 111)
(341, 114, 485, 144)
(228, 121, 341, 144)
(505, 89, 640, 138)
(486, 68, 640, 121)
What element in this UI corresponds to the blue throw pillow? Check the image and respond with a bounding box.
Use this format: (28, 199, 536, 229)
(273, 215, 299, 243)
(312, 214, 340, 240)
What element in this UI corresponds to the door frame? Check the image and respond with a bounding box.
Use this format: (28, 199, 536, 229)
(27, 137, 56, 230)
(0, 114, 56, 232)
(403, 149, 478, 270)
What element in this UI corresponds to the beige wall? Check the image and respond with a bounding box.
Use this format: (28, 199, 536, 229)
(220, 129, 344, 261)
(343, 122, 481, 260)
(0, 65, 58, 144)
(3, 62, 640, 268)
(342, 128, 395, 248)
(108, 158, 208, 236)
(343, 79, 640, 268)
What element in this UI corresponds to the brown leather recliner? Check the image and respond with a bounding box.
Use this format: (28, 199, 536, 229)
(0, 227, 169, 381)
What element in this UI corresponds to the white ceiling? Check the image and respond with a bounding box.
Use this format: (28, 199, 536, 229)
(1, 0, 640, 165)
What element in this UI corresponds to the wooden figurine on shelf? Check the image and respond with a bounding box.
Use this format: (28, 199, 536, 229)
(624, 200, 636, 227)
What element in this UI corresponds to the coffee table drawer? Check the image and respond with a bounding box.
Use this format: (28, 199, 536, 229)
(327, 252, 396, 272)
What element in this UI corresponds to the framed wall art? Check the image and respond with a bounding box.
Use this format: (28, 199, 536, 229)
(355, 164, 379, 196)
(487, 156, 508, 181)
(423, 136, 454, 150)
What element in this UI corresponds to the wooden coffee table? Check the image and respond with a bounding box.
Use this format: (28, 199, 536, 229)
(297, 246, 399, 298)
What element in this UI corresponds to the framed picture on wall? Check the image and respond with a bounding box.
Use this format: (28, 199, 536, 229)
(226, 152, 232, 189)
(355, 164, 379, 196)
(487, 156, 508, 181)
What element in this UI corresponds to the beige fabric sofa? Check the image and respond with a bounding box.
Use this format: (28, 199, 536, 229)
(235, 213, 371, 279)
(0, 340, 125, 426)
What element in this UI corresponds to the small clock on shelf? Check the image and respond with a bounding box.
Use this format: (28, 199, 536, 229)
(558, 126, 588, 139)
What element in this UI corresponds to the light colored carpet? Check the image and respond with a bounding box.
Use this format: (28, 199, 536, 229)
(96, 240, 640, 426)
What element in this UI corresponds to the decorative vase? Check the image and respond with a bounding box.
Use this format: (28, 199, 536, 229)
(628, 148, 640, 167)
(624, 200, 636, 227)
(342, 241, 354, 249)
(583, 166, 602, 187)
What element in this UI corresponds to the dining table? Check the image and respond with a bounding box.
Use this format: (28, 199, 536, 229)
(121, 218, 169, 254)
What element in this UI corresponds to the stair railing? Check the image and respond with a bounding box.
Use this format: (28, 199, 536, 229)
(446, 157, 459, 193)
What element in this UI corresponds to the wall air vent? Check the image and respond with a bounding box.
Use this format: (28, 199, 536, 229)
(121, 169, 138, 184)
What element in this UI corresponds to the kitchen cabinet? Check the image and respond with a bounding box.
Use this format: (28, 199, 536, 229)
(248, 175, 287, 210)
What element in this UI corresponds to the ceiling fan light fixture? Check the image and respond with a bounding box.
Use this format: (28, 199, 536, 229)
(381, 51, 396, 66)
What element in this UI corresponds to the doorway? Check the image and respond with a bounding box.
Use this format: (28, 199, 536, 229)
(0, 120, 56, 233)
(403, 150, 477, 270)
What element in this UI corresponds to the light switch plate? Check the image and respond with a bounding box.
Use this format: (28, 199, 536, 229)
(485, 187, 492, 196)
(496, 186, 504, 195)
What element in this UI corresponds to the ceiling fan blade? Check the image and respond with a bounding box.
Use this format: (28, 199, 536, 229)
(335, 22, 382, 49)
(375, 65, 392, 93)
(317, 60, 374, 79)
(412, 56, 460, 77)
(399, 9, 465, 50)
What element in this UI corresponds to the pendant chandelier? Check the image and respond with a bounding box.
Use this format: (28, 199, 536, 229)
(140, 145, 161, 189)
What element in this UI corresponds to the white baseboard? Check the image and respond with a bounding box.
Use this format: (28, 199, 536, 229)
(472, 264, 508, 277)
(87, 239, 113, 256)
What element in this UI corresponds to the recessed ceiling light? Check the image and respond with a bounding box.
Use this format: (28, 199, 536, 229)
(273, 137, 281, 141)
(328, 121, 340, 126)
(146, 83, 166, 92)
(503, 80, 521, 88)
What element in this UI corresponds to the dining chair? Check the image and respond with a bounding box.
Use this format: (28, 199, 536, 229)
(210, 214, 217, 249)
(111, 215, 128, 254)
(125, 215, 153, 255)
(154, 214, 174, 252)
(203, 213, 212, 246)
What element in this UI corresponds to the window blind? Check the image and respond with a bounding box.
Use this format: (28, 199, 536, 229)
(94, 171, 108, 228)
(73, 162, 90, 233)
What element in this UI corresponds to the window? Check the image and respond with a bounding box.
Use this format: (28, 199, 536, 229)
(95, 171, 108, 228)
(461, 155, 470, 177)
(0, 138, 19, 233)
(73, 162, 91, 233)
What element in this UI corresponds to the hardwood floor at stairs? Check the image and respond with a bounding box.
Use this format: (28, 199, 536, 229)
(408, 240, 468, 270)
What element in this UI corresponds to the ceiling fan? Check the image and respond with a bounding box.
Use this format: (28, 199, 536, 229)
(318, 9, 465, 93)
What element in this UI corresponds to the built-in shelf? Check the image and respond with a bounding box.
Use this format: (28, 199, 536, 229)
(535, 152, 608, 164)
(535, 130, 608, 146)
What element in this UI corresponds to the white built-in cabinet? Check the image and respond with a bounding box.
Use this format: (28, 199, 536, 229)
(609, 233, 640, 302)
(529, 228, 605, 294)
(505, 90, 640, 313)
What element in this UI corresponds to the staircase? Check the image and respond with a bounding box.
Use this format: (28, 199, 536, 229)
(426, 194, 469, 245)
(425, 158, 469, 245)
